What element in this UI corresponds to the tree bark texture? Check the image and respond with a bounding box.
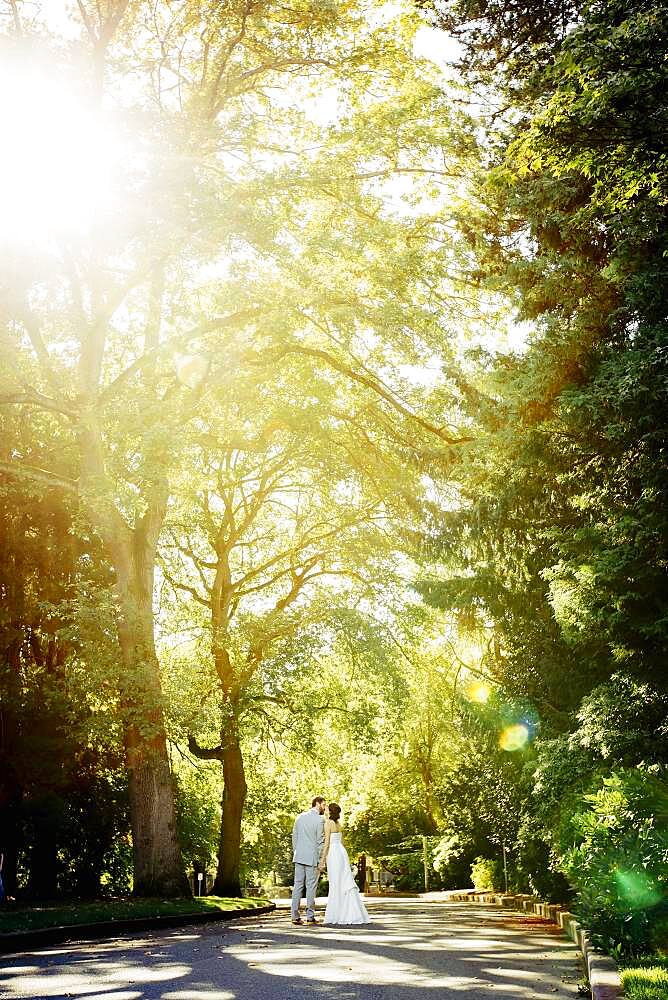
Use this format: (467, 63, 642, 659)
(75, 378, 188, 896)
(112, 530, 190, 898)
(213, 723, 247, 897)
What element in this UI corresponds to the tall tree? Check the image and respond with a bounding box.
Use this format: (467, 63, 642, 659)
(417, 0, 668, 692)
(415, 0, 668, 927)
(161, 354, 443, 893)
(0, 1, 484, 893)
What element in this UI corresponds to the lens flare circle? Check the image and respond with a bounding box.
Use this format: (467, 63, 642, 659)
(175, 355, 209, 388)
(499, 723, 529, 752)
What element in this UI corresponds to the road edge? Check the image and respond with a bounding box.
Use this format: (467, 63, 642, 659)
(425, 890, 622, 1000)
(0, 902, 276, 955)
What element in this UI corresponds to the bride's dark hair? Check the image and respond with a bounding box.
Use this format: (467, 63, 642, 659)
(328, 802, 341, 822)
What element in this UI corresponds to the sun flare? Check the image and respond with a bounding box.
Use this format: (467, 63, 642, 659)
(0, 60, 125, 244)
(468, 681, 490, 704)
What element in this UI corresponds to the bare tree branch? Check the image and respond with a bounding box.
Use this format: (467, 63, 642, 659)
(160, 562, 210, 607)
(8, 0, 22, 35)
(0, 459, 78, 494)
(0, 391, 78, 420)
(99, 305, 267, 402)
(187, 734, 223, 760)
(16, 310, 62, 394)
(250, 341, 472, 446)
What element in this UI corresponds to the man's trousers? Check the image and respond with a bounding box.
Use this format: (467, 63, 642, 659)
(291, 862, 319, 920)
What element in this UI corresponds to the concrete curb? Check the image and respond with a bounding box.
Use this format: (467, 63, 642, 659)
(0, 903, 276, 955)
(427, 890, 622, 1000)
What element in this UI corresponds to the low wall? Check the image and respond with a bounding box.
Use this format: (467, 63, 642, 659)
(431, 890, 622, 1000)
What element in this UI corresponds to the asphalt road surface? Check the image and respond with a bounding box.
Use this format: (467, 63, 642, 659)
(0, 900, 584, 1000)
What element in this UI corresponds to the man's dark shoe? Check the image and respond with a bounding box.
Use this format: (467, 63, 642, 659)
(306, 917, 320, 925)
(291, 917, 303, 925)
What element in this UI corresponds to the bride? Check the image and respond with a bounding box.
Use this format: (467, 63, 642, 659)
(317, 802, 370, 925)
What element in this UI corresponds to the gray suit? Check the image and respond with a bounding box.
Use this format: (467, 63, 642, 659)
(291, 807, 325, 920)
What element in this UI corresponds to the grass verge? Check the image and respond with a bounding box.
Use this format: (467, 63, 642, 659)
(620, 956, 668, 1000)
(0, 896, 271, 934)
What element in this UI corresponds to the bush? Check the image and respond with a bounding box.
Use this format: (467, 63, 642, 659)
(561, 769, 668, 958)
(471, 856, 502, 891)
(375, 842, 449, 892)
(514, 816, 574, 902)
(433, 835, 479, 890)
(376, 851, 425, 891)
(174, 766, 220, 876)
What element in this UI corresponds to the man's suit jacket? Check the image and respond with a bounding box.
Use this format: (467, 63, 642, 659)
(292, 807, 325, 867)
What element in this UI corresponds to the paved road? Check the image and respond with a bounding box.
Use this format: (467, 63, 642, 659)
(0, 900, 583, 1000)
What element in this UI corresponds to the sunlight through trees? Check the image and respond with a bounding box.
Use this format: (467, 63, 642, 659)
(1, 1, 667, 973)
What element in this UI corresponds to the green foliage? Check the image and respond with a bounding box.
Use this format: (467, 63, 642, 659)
(423, 0, 582, 88)
(376, 852, 425, 892)
(13, 757, 131, 900)
(470, 856, 501, 891)
(434, 1, 668, 708)
(2, 0, 667, 948)
(173, 762, 221, 874)
(621, 959, 668, 1000)
(0, 431, 130, 899)
(531, 675, 668, 841)
(373, 839, 447, 892)
(572, 676, 668, 766)
(2, 0, 487, 898)
(561, 770, 668, 957)
(239, 754, 304, 885)
(432, 834, 462, 875)
(415, 0, 668, 958)
(513, 814, 573, 902)
(100, 837, 133, 897)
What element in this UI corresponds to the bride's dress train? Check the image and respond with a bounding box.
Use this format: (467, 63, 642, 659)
(324, 833, 370, 925)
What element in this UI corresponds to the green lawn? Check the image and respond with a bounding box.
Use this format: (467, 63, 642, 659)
(0, 896, 271, 934)
(620, 956, 668, 1000)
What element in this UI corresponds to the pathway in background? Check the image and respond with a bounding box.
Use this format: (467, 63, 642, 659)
(0, 900, 583, 1000)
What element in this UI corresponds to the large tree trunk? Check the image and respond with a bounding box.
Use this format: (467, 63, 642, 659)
(112, 525, 190, 898)
(213, 723, 247, 897)
(77, 311, 188, 896)
(0, 652, 22, 899)
(77, 404, 187, 896)
(0, 793, 20, 899)
(124, 711, 188, 897)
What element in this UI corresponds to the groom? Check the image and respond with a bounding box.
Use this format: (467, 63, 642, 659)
(291, 796, 326, 925)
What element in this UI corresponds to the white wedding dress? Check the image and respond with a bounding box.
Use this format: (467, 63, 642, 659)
(324, 832, 370, 925)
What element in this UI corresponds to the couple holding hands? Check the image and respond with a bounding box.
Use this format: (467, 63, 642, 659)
(291, 797, 371, 926)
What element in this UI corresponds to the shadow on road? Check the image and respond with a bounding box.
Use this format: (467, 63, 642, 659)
(0, 900, 583, 1000)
